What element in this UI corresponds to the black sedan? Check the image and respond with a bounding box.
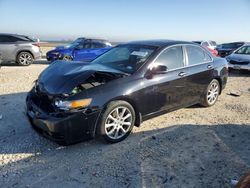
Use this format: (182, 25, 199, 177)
(26, 40, 228, 145)
(216, 42, 245, 57)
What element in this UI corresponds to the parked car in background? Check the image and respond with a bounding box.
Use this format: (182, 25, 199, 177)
(46, 39, 112, 62)
(226, 44, 250, 71)
(193, 40, 217, 49)
(193, 40, 218, 56)
(216, 42, 245, 57)
(27, 40, 228, 145)
(55, 37, 86, 50)
(0, 33, 42, 65)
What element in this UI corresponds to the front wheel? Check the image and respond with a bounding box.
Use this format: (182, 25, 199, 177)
(98, 101, 135, 143)
(200, 79, 220, 107)
(62, 55, 73, 61)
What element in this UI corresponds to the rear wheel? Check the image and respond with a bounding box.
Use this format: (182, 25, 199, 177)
(200, 79, 220, 107)
(98, 101, 135, 143)
(17, 52, 34, 66)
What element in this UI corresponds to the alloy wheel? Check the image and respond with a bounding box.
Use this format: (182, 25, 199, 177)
(19, 53, 33, 65)
(104, 106, 132, 140)
(62, 55, 72, 61)
(207, 82, 219, 105)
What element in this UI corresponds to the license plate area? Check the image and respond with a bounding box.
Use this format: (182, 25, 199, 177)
(233, 65, 241, 70)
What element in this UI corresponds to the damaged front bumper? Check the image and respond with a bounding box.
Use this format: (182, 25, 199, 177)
(26, 93, 101, 145)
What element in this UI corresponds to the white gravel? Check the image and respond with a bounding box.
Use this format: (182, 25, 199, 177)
(0, 62, 250, 187)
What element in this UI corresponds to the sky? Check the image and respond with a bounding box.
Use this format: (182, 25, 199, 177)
(0, 0, 250, 43)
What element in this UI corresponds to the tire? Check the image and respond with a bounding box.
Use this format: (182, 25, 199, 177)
(200, 79, 220, 107)
(97, 100, 135, 143)
(17, 52, 34, 66)
(62, 55, 73, 61)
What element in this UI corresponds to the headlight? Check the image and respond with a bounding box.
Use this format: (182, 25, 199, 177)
(55, 98, 92, 110)
(51, 52, 60, 55)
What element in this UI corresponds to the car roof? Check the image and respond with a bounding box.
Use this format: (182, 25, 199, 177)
(84, 38, 110, 43)
(127, 40, 195, 48)
(0, 33, 21, 36)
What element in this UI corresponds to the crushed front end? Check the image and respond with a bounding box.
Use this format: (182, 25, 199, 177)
(26, 84, 101, 145)
(26, 61, 127, 145)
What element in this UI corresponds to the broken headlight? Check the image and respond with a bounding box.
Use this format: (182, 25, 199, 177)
(54, 98, 92, 110)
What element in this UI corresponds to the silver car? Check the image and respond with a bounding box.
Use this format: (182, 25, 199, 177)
(0, 33, 42, 65)
(226, 44, 250, 71)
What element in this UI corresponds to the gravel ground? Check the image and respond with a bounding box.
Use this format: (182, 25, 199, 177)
(0, 62, 250, 188)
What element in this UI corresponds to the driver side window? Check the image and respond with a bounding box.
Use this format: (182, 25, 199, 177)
(154, 46, 184, 70)
(245, 47, 250, 54)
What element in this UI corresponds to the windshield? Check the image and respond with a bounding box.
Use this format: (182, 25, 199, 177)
(92, 44, 157, 74)
(235, 46, 250, 55)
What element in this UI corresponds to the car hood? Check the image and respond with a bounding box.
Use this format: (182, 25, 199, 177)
(228, 54, 250, 61)
(38, 61, 126, 95)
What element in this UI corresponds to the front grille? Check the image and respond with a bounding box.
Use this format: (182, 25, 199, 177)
(230, 60, 249, 65)
(30, 91, 55, 113)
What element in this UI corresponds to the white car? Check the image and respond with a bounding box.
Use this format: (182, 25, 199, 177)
(226, 44, 250, 71)
(193, 40, 217, 50)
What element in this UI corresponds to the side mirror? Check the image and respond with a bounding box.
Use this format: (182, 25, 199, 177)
(151, 65, 168, 74)
(145, 65, 168, 79)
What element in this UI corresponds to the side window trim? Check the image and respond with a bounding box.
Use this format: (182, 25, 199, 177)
(150, 44, 186, 72)
(183, 44, 213, 67)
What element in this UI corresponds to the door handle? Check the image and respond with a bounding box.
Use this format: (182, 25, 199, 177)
(207, 65, 213, 69)
(178, 72, 187, 77)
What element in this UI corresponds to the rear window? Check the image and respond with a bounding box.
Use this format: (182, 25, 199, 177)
(210, 41, 217, 46)
(0, 35, 8, 42)
(92, 42, 106, 48)
(0, 35, 18, 42)
(186, 45, 212, 65)
(0, 35, 32, 42)
(201, 42, 209, 47)
(17, 36, 34, 42)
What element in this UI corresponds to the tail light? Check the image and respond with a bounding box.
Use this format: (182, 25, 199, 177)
(214, 50, 219, 57)
(32, 43, 40, 48)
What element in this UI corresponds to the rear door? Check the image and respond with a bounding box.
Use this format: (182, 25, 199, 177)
(184, 45, 214, 104)
(0, 35, 19, 61)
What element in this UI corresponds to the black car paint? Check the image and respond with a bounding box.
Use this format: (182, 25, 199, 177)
(26, 40, 228, 145)
(37, 61, 127, 95)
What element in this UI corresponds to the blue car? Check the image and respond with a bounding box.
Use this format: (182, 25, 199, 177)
(46, 39, 112, 62)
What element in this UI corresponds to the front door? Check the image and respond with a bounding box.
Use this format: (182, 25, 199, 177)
(140, 45, 189, 117)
